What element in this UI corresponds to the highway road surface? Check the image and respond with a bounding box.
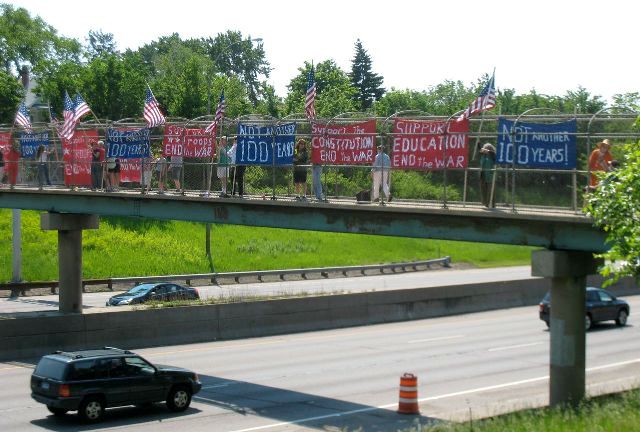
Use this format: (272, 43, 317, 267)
(1, 295, 639, 431)
(1, 266, 534, 313)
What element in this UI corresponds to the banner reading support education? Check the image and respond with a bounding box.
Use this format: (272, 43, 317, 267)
(311, 120, 376, 165)
(236, 122, 296, 165)
(496, 118, 577, 169)
(163, 124, 214, 158)
(106, 128, 151, 159)
(391, 118, 469, 169)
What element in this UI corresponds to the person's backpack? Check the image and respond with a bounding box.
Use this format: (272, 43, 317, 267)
(356, 189, 371, 202)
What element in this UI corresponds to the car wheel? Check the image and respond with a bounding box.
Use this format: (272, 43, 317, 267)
(166, 386, 192, 412)
(585, 314, 592, 330)
(616, 309, 628, 326)
(47, 405, 68, 416)
(78, 396, 105, 423)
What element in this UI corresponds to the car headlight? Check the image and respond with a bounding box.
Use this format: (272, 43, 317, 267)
(118, 298, 133, 305)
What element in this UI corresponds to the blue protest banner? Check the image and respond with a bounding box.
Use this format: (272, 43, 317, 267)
(236, 122, 296, 166)
(19, 131, 50, 159)
(496, 118, 577, 169)
(106, 128, 151, 159)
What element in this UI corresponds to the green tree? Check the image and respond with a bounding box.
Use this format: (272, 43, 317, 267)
(285, 60, 357, 118)
(586, 123, 640, 283)
(0, 4, 81, 73)
(349, 39, 385, 111)
(0, 68, 23, 122)
(85, 30, 118, 59)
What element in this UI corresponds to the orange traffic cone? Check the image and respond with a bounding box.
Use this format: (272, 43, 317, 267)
(397, 373, 420, 414)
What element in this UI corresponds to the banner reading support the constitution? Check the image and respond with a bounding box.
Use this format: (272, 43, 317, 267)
(391, 118, 469, 169)
(496, 118, 577, 169)
(311, 120, 376, 165)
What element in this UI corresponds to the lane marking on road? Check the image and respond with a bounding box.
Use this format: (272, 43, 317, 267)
(225, 357, 640, 432)
(488, 342, 544, 352)
(408, 335, 465, 344)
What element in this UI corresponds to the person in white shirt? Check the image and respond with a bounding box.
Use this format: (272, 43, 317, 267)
(371, 144, 391, 202)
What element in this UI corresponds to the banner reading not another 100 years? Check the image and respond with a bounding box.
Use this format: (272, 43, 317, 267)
(496, 118, 577, 169)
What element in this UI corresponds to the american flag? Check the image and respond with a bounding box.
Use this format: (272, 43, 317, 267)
(49, 104, 62, 135)
(458, 72, 496, 121)
(14, 101, 32, 132)
(144, 85, 165, 128)
(305, 65, 317, 120)
(205, 91, 226, 135)
(60, 91, 76, 140)
(73, 93, 91, 123)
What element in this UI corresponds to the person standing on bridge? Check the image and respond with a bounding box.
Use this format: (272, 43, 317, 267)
(588, 139, 613, 189)
(35, 144, 53, 188)
(479, 143, 496, 208)
(293, 138, 309, 200)
(228, 137, 245, 197)
(217, 136, 231, 197)
(371, 144, 391, 203)
(170, 155, 183, 193)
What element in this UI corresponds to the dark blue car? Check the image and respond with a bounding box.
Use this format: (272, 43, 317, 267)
(106, 283, 199, 306)
(539, 287, 630, 330)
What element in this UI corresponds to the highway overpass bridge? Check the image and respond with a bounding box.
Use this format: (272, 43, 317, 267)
(0, 187, 611, 407)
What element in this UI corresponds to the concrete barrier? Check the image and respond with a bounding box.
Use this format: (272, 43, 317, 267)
(0, 275, 636, 361)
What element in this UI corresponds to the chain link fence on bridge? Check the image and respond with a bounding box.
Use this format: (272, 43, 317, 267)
(1, 110, 638, 212)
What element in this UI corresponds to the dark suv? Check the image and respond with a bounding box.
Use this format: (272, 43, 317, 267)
(31, 347, 202, 422)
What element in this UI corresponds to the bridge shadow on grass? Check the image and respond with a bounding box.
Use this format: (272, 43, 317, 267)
(30, 374, 438, 431)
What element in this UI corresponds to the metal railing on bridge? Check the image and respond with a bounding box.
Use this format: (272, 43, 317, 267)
(1, 110, 638, 213)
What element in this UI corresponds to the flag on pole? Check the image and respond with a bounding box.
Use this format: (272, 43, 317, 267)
(60, 91, 76, 139)
(205, 90, 226, 134)
(458, 71, 496, 121)
(49, 104, 62, 135)
(305, 64, 317, 120)
(14, 101, 32, 132)
(143, 85, 165, 128)
(73, 93, 91, 123)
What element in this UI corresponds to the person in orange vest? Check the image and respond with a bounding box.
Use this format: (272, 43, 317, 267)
(588, 139, 613, 189)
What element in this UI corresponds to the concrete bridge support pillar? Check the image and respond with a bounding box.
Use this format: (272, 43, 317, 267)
(531, 249, 601, 407)
(40, 213, 99, 314)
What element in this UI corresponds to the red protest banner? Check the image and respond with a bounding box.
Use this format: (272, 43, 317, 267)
(163, 124, 214, 158)
(311, 119, 376, 165)
(391, 118, 469, 170)
(63, 129, 98, 186)
(119, 158, 141, 183)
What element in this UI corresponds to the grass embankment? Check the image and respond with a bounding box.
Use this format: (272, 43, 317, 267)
(0, 209, 533, 282)
(424, 389, 640, 432)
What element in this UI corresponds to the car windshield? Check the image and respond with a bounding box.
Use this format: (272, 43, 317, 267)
(123, 284, 156, 296)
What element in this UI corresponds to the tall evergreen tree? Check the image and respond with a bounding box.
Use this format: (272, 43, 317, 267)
(349, 39, 385, 111)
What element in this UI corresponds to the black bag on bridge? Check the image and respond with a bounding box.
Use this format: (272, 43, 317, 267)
(356, 189, 371, 203)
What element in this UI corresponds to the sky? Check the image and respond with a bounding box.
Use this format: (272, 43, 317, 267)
(5, 0, 638, 103)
